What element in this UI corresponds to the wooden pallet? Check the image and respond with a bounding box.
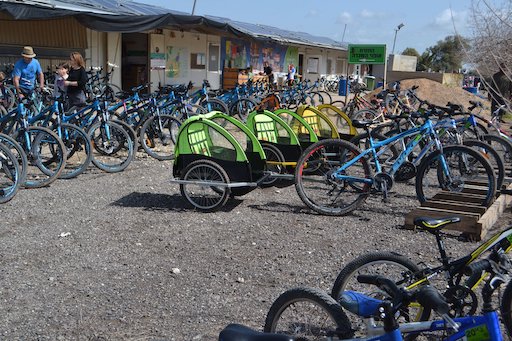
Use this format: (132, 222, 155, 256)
(404, 181, 512, 241)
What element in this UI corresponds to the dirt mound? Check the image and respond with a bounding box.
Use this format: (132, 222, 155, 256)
(370, 78, 491, 115)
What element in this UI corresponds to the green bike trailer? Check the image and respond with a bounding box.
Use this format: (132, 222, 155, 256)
(317, 103, 358, 140)
(171, 114, 267, 211)
(274, 108, 319, 150)
(296, 105, 340, 139)
(245, 109, 303, 166)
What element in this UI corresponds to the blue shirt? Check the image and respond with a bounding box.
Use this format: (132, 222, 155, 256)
(13, 59, 42, 91)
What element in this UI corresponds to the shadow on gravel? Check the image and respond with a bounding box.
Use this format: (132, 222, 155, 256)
(112, 192, 245, 213)
(247, 201, 307, 214)
(111, 192, 190, 211)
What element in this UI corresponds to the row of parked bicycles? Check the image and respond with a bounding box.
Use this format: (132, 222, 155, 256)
(0, 67, 354, 205)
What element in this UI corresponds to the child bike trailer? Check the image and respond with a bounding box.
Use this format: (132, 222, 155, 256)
(171, 114, 266, 211)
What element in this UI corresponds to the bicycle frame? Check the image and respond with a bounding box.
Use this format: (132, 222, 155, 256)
(335, 118, 444, 184)
(355, 310, 501, 341)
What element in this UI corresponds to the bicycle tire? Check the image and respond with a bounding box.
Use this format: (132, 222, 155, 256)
(350, 108, 379, 122)
(264, 287, 353, 340)
(88, 121, 134, 173)
(331, 251, 427, 335)
(464, 139, 505, 190)
(260, 142, 285, 188)
(16, 126, 67, 188)
(139, 114, 180, 160)
(0, 142, 21, 203)
(111, 118, 139, 155)
(500, 278, 512, 337)
(229, 98, 257, 122)
(55, 123, 92, 179)
(481, 133, 512, 167)
(294, 139, 372, 216)
(179, 159, 230, 211)
(200, 98, 229, 115)
(0, 133, 28, 185)
(415, 145, 496, 207)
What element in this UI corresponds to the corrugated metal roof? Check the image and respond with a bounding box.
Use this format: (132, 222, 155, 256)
(0, 0, 346, 50)
(203, 15, 345, 50)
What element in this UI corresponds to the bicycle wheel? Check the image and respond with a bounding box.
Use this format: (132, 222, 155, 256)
(0, 142, 21, 203)
(179, 159, 230, 212)
(331, 252, 425, 335)
(16, 126, 67, 188)
(263, 287, 353, 340)
(295, 139, 372, 216)
(88, 121, 134, 173)
(481, 134, 512, 167)
(200, 98, 229, 115)
(229, 98, 257, 122)
(0, 133, 28, 185)
(309, 91, 325, 106)
(55, 123, 92, 179)
(415, 145, 496, 206)
(260, 142, 285, 188)
(111, 118, 139, 154)
(464, 139, 505, 190)
(350, 108, 379, 122)
(500, 279, 512, 337)
(139, 114, 180, 161)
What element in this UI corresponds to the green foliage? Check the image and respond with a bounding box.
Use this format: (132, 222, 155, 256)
(418, 35, 469, 72)
(401, 47, 420, 58)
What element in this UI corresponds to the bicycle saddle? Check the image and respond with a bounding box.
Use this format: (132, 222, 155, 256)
(413, 216, 461, 232)
(351, 120, 373, 129)
(218, 324, 294, 341)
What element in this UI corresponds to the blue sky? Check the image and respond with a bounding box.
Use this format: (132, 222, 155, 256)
(134, 0, 483, 54)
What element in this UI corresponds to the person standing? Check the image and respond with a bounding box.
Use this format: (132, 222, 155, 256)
(65, 52, 87, 108)
(263, 61, 274, 88)
(12, 46, 44, 99)
(489, 63, 511, 114)
(287, 63, 296, 86)
(54, 62, 69, 99)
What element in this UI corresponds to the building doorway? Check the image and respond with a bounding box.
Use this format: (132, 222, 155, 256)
(122, 33, 149, 92)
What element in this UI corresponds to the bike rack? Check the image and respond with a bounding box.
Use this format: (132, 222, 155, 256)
(405, 180, 512, 241)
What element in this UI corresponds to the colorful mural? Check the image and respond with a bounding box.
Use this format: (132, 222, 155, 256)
(165, 46, 189, 78)
(221, 38, 298, 73)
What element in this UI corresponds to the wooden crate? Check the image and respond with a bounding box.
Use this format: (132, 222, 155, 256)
(404, 183, 512, 241)
(222, 68, 239, 90)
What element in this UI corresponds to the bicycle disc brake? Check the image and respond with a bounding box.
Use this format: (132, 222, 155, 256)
(444, 285, 478, 317)
(395, 161, 416, 182)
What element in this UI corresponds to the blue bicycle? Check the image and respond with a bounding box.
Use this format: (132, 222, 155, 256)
(262, 253, 508, 340)
(294, 110, 497, 215)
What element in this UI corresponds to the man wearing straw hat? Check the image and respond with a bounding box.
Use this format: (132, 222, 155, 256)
(12, 46, 44, 99)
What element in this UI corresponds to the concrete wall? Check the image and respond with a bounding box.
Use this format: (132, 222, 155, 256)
(386, 70, 464, 86)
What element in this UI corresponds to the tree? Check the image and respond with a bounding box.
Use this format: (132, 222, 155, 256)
(401, 47, 420, 59)
(426, 35, 469, 72)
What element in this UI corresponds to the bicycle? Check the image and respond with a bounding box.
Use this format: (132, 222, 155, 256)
(331, 215, 512, 336)
(294, 109, 497, 216)
(264, 254, 509, 340)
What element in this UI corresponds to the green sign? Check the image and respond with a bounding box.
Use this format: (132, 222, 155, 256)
(348, 44, 386, 64)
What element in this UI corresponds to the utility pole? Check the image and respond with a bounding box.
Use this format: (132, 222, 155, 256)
(191, 0, 197, 15)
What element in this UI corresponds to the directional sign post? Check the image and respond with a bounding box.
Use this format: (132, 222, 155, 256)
(348, 44, 386, 64)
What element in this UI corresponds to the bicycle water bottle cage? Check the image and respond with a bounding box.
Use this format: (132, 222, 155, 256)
(413, 216, 461, 233)
(339, 291, 383, 318)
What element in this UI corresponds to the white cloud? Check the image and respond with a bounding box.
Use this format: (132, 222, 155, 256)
(359, 9, 387, 19)
(336, 11, 352, 24)
(306, 9, 318, 17)
(432, 8, 467, 29)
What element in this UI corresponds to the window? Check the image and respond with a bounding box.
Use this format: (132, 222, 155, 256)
(191, 53, 206, 69)
(307, 57, 319, 74)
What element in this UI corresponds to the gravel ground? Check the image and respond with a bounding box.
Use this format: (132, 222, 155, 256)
(2, 152, 511, 341)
